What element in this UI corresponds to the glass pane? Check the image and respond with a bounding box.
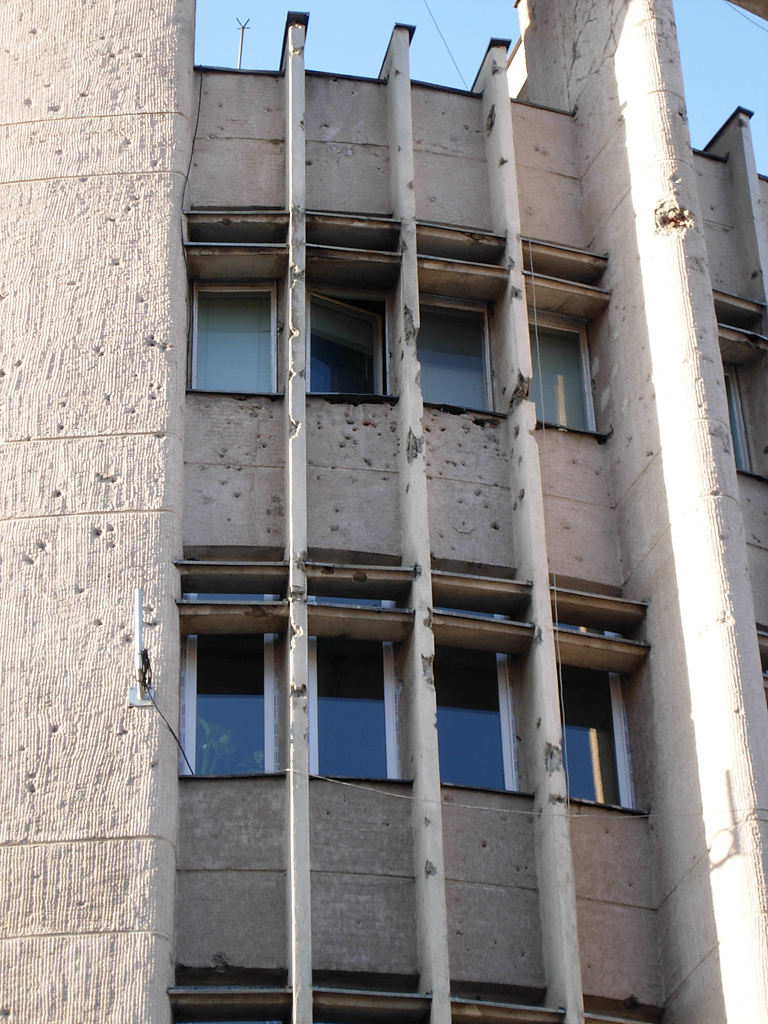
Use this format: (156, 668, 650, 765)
(310, 298, 378, 394)
(196, 291, 272, 393)
(562, 667, 619, 805)
(724, 369, 749, 471)
(418, 307, 487, 409)
(196, 635, 265, 776)
(530, 325, 589, 429)
(316, 638, 386, 778)
(435, 648, 505, 790)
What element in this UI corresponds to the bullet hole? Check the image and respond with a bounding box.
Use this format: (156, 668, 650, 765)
(92, 526, 102, 538)
(25, 782, 35, 793)
(21, 553, 34, 565)
(50, 724, 59, 733)
(93, 619, 103, 626)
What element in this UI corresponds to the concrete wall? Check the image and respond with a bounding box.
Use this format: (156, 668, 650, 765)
(695, 153, 744, 299)
(570, 805, 661, 1010)
(176, 777, 287, 972)
(309, 779, 417, 978)
(412, 86, 491, 231)
(188, 71, 285, 210)
(184, 393, 285, 556)
(423, 409, 513, 570)
(442, 790, 545, 996)
(0, 2, 194, 1021)
(537, 430, 622, 590)
(306, 398, 400, 559)
(305, 75, 390, 216)
(510, 102, 587, 248)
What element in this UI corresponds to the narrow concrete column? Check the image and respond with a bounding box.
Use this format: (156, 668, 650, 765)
(704, 108, 768, 313)
(475, 43, 584, 1023)
(521, 2, 768, 1019)
(281, 14, 312, 1024)
(381, 26, 451, 1023)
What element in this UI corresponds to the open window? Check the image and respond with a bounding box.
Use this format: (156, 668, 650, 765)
(180, 633, 277, 776)
(418, 302, 491, 410)
(192, 284, 276, 394)
(529, 318, 594, 430)
(308, 294, 384, 395)
(723, 363, 750, 471)
(561, 666, 634, 808)
(434, 646, 518, 792)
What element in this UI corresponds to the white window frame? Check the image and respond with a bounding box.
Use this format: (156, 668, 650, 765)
(609, 672, 635, 809)
(307, 632, 400, 779)
(418, 296, 493, 411)
(528, 312, 595, 431)
(496, 653, 519, 791)
(306, 293, 385, 396)
(723, 363, 750, 472)
(191, 282, 277, 393)
(179, 631, 278, 776)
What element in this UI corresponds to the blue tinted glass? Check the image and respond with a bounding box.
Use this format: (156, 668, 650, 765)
(196, 291, 272, 393)
(195, 635, 265, 776)
(418, 307, 487, 409)
(316, 638, 386, 779)
(563, 725, 597, 801)
(435, 648, 505, 791)
(310, 298, 377, 394)
(529, 325, 588, 429)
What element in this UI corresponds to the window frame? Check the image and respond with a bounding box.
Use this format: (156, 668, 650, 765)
(561, 667, 635, 809)
(418, 296, 493, 411)
(191, 282, 278, 394)
(307, 626, 401, 780)
(179, 629, 279, 777)
(433, 642, 519, 793)
(723, 362, 751, 472)
(306, 292, 386, 396)
(528, 311, 595, 432)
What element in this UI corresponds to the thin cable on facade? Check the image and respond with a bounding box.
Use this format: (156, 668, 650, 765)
(149, 687, 196, 776)
(723, 0, 768, 34)
(422, 0, 469, 90)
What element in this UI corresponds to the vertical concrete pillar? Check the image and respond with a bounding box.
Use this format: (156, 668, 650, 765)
(521, 2, 768, 1019)
(475, 42, 584, 1024)
(381, 26, 451, 1023)
(281, 14, 312, 1024)
(0, 1, 194, 1021)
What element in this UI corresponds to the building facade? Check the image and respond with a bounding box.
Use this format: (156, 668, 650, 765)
(1, 2, 767, 1023)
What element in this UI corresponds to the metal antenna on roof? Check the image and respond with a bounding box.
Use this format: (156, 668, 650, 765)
(236, 18, 250, 70)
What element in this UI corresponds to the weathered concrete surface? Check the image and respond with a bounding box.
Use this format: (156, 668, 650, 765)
(412, 86, 491, 231)
(537, 430, 622, 589)
(570, 806, 661, 1009)
(306, 399, 401, 557)
(695, 154, 745, 300)
(0, 2, 193, 1022)
(522, 2, 768, 1020)
(176, 777, 287, 971)
(442, 790, 545, 992)
(510, 102, 587, 248)
(306, 76, 390, 216)
(424, 410, 513, 569)
(739, 475, 768, 625)
(309, 781, 416, 976)
(184, 394, 285, 552)
(188, 71, 285, 209)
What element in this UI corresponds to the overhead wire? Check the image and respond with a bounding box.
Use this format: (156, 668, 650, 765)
(723, 0, 768, 33)
(422, 0, 469, 89)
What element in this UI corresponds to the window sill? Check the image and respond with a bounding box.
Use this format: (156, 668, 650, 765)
(535, 420, 611, 443)
(567, 796, 647, 816)
(187, 387, 283, 400)
(423, 400, 505, 419)
(179, 770, 286, 781)
(307, 392, 399, 405)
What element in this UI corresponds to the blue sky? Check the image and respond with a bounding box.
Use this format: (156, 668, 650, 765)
(194, 0, 768, 173)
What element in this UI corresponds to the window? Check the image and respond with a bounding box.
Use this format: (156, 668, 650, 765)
(434, 646, 518, 791)
(308, 295, 384, 394)
(180, 632, 277, 776)
(192, 285, 275, 393)
(418, 303, 491, 409)
(723, 364, 750, 471)
(561, 666, 634, 807)
(529, 320, 593, 430)
(308, 635, 399, 779)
